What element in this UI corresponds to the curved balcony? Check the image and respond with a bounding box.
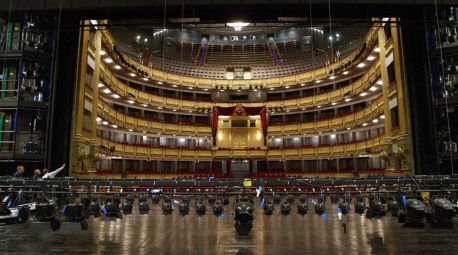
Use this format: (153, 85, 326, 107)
(95, 49, 381, 111)
(97, 99, 212, 136)
(268, 95, 384, 135)
(100, 26, 379, 89)
(94, 135, 383, 160)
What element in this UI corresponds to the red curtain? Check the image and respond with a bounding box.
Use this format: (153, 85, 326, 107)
(212, 105, 268, 145)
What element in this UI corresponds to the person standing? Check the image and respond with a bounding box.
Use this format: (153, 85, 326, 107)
(13, 165, 25, 177)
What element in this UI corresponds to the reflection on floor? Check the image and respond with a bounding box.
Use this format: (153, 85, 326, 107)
(1, 199, 458, 255)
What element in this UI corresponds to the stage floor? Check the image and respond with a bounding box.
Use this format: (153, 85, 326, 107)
(1, 200, 458, 255)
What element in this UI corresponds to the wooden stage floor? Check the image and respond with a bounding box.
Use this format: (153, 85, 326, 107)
(1, 199, 458, 255)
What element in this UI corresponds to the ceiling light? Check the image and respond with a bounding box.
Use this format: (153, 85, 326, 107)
(221, 89, 225, 92)
(114, 65, 121, 70)
(331, 102, 337, 105)
(377, 80, 383, 85)
(343, 71, 349, 75)
(345, 98, 351, 102)
(157, 82, 163, 85)
(112, 124, 118, 128)
(372, 119, 379, 123)
(369, 86, 378, 91)
(102, 121, 108, 125)
(374, 47, 381, 53)
(227, 22, 250, 31)
(380, 115, 385, 119)
(301, 83, 305, 86)
(112, 94, 120, 99)
(315, 80, 321, 84)
(189, 87, 194, 90)
(189, 110, 193, 113)
(144, 38, 148, 43)
(284, 86, 289, 89)
(269, 88, 274, 90)
(329, 76, 336, 80)
(128, 129, 133, 132)
(98, 83, 104, 88)
(362, 123, 368, 127)
(142, 104, 148, 107)
(127, 100, 134, 104)
(143, 77, 149, 81)
(204, 88, 208, 91)
(103, 88, 111, 94)
(129, 73, 136, 77)
(360, 92, 368, 97)
(172, 84, 177, 87)
(100, 50, 106, 56)
(173, 109, 177, 112)
(142, 131, 146, 134)
(317, 105, 321, 108)
(136, 35, 141, 40)
(96, 117, 101, 121)
(357, 63, 366, 68)
(104, 58, 113, 63)
(157, 107, 162, 110)
(367, 55, 375, 61)
(347, 127, 351, 130)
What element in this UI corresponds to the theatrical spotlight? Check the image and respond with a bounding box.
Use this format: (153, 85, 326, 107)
(161, 196, 173, 215)
(208, 195, 216, 205)
(430, 198, 456, 227)
(138, 196, 150, 214)
(297, 196, 308, 216)
(355, 195, 366, 215)
(387, 196, 400, 216)
(195, 196, 206, 216)
(213, 198, 224, 216)
(263, 199, 274, 216)
(366, 195, 385, 219)
(314, 196, 326, 215)
(234, 198, 254, 235)
(103, 197, 123, 219)
(63, 196, 88, 230)
(273, 194, 282, 204)
(338, 199, 350, 215)
(280, 201, 291, 215)
(398, 199, 426, 227)
(86, 198, 102, 218)
(179, 198, 190, 216)
(151, 194, 160, 204)
(122, 196, 134, 215)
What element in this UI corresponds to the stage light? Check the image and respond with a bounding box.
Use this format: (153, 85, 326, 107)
(345, 98, 351, 102)
(114, 65, 121, 70)
(129, 73, 136, 77)
(357, 63, 366, 68)
(398, 199, 426, 227)
(297, 196, 308, 216)
(157, 81, 163, 85)
(315, 80, 321, 83)
(159, 196, 172, 215)
(343, 71, 349, 75)
(96, 117, 101, 121)
(367, 55, 375, 61)
(355, 195, 366, 215)
(329, 75, 336, 80)
(263, 199, 274, 216)
(362, 123, 368, 127)
(112, 125, 118, 128)
(143, 77, 149, 81)
(227, 22, 250, 31)
(213, 199, 224, 216)
(103, 197, 123, 219)
(112, 94, 120, 99)
(138, 196, 150, 214)
(372, 119, 379, 123)
(280, 201, 291, 215)
(374, 47, 381, 53)
(103, 88, 111, 94)
(273, 194, 282, 204)
(179, 198, 190, 216)
(102, 121, 108, 125)
(234, 198, 254, 235)
(387, 196, 400, 216)
(377, 80, 383, 85)
(314, 196, 326, 215)
(98, 83, 104, 88)
(195, 196, 207, 216)
(100, 50, 106, 56)
(122, 196, 134, 215)
(369, 86, 378, 91)
(127, 100, 135, 104)
(360, 92, 368, 97)
(104, 58, 113, 63)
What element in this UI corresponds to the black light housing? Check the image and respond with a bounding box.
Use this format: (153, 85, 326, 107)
(234, 198, 254, 235)
(280, 201, 291, 215)
(213, 198, 223, 216)
(195, 196, 206, 216)
(314, 196, 326, 215)
(138, 196, 150, 214)
(263, 199, 274, 216)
